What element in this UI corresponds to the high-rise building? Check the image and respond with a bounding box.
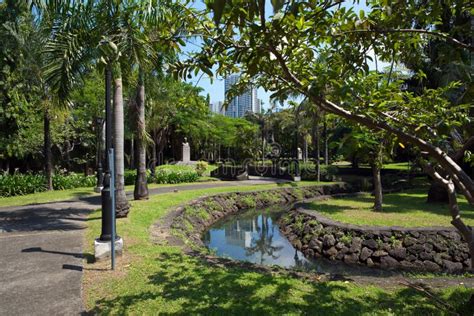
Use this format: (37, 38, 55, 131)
(209, 101, 225, 115)
(224, 74, 258, 118)
(224, 75, 239, 118)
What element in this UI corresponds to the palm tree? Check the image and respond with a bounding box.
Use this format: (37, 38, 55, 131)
(123, 0, 190, 200)
(40, 0, 131, 215)
(37, 1, 95, 190)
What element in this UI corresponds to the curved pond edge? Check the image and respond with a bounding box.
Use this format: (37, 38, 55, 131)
(150, 183, 470, 276)
(151, 184, 351, 249)
(280, 204, 471, 273)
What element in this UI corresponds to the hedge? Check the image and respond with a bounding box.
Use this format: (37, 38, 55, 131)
(0, 172, 96, 197)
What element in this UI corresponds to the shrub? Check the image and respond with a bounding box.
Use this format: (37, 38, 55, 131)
(0, 172, 96, 197)
(195, 161, 208, 176)
(126, 165, 200, 185)
(124, 169, 154, 186)
(52, 172, 96, 190)
(0, 173, 46, 197)
(154, 165, 199, 184)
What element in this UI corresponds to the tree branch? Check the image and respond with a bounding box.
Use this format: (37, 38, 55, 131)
(337, 29, 474, 52)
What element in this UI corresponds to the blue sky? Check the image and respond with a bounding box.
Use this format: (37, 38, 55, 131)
(181, 1, 376, 110)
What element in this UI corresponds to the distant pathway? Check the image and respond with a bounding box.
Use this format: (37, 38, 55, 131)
(0, 178, 289, 315)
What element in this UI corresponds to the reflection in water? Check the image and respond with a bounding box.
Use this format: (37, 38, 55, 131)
(203, 208, 397, 277)
(204, 209, 314, 269)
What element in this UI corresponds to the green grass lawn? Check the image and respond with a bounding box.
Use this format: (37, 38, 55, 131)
(0, 178, 322, 208)
(333, 162, 411, 170)
(83, 184, 472, 315)
(382, 162, 411, 170)
(307, 189, 474, 227)
(0, 180, 220, 208)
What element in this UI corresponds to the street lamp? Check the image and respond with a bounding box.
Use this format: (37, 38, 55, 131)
(94, 44, 122, 265)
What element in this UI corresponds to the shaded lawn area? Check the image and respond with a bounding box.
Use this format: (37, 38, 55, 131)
(307, 189, 474, 227)
(0, 187, 98, 208)
(83, 184, 472, 315)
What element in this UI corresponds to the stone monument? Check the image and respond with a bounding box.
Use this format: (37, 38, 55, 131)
(182, 137, 190, 163)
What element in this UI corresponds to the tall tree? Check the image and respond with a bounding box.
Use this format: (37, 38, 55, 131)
(133, 68, 149, 199)
(182, 0, 474, 268)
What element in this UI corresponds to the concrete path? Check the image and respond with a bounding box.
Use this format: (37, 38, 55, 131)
(0, 178, 289, 315)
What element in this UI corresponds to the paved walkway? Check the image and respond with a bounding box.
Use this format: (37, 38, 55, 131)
(0, 178, 289, 315)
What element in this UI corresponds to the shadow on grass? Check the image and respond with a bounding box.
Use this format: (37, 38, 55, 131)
(277, 181, 298, 187)
(88, 252, 471, 315)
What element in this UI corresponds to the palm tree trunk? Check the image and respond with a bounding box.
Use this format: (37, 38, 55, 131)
(44, 109, 53, 190)
(134, 67, 148, 200)
(113, 65, 130, 217)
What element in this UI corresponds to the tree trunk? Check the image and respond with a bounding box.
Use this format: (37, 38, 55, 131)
(371, 162, 383, 211)
(315, 120, 321, 182)
(130, 137, 135, 170)
(151, 132, 157, 178)
(65, 141, 71, 172)
(44, 109, 53, 190)
(371, 143, 384, 211)
(324, 117, 329, 165)
(113, 66, 130, 217)
(445, 182, 474, 270)
(424, 162, 474, 271)
(134, 68, 148, 200)
(426, 137, 474, 203)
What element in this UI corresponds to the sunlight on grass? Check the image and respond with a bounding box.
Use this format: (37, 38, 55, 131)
(83, 184, 473, 314)
(308, 189, 474, 227)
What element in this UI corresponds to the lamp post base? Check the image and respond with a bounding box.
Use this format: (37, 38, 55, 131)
(94, 237, 123, 262)
(94, 186, 103, 193)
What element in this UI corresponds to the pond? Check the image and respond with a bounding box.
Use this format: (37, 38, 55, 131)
(203, 207, 394, 276)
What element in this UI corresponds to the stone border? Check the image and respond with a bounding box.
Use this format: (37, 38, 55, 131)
(150, 184, 470, 274)
(279, 205, 471, 273)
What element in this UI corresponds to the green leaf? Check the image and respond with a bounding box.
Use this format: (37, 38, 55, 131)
(210, 0, 227, 24)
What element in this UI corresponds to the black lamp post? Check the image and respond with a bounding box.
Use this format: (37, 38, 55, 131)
(99, 65, 116, 242)
(94, 117, 104, 193)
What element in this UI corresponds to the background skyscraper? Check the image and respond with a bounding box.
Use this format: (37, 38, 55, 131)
(224, 74, 258, 118)
(209, 101, 225, 115)
(224, 74, 239, 118)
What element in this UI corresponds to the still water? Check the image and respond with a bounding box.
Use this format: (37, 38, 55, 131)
(203, 208, 395, 276)
(203, 208, 313, 269)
